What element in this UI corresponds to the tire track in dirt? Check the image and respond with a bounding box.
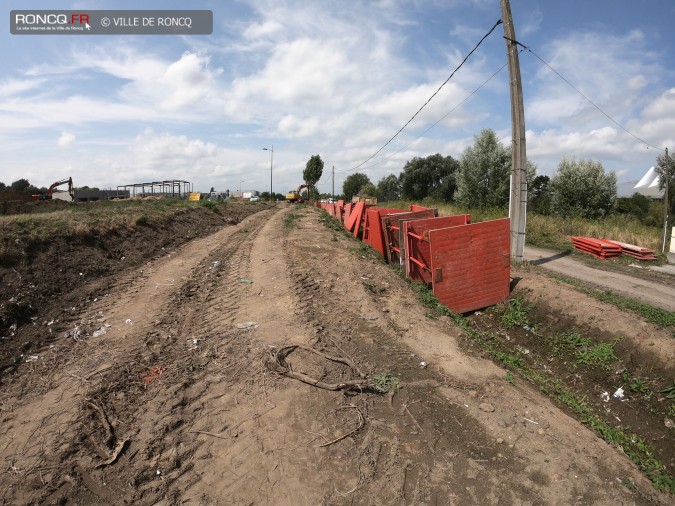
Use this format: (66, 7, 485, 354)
(0, 209, 275, 504)
(2, 205, 670, 505)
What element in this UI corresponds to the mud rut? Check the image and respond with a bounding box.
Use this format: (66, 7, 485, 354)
(0, 206, 668, 505)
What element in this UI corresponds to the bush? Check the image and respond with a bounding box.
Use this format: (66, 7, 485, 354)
(549, 158, 616, 219)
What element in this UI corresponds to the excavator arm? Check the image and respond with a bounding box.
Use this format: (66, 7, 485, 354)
(33, 177, 74, 201)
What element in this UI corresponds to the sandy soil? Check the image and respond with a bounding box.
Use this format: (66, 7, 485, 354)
(0, 204, 672, 505)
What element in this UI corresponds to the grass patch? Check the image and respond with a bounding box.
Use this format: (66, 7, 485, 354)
(406, 281, 674, 493)
(372, 372, 401, 393)
(284, 212, 302, 229)
(575, 338, 621, 371)
(499, 296, 533, 328)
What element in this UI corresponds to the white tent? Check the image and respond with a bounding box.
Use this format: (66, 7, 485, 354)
(628, 166, 664, 198)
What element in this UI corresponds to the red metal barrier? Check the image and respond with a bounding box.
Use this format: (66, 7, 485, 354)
(404, 214, 471, 283)
(363, 207, 407, 256)
(381, 209, 437, 265)
(428, 218, 510, 313)
(345, 202, 365, 237)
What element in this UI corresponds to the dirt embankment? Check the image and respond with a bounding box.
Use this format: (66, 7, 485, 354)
(0, 204, 672, 504)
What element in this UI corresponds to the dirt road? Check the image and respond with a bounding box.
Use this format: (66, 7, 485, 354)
(524, 246, 675, 312)
(1, 205, 670, 504)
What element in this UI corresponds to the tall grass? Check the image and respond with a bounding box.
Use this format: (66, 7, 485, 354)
(380, 199, 662, 251)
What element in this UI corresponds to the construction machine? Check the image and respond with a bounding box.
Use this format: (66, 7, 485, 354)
(285, 183, 309, 203)
(32, 177, 74, 201)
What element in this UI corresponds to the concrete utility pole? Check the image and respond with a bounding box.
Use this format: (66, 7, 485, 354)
(332, 165, 335, 200)
(501, 0, 527, 262)
(263, 145, 274, 201)
(663, 147, 670, 253)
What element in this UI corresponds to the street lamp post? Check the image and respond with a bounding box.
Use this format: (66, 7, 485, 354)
(263, 145, 273, 202)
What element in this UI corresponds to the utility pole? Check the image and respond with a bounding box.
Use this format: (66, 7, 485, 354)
(332, 165, 335, 201)
(501, 0, 527, 263)
(663, 147, 670, 253)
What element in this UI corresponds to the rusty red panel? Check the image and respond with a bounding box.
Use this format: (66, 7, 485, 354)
(345, 202, 365, 235)
(362, 207, 406, 258)
(382, 210, 437, 265)
(429, 218, 510, 313)
(343, 203, 353, 227)
(404, 214, 471, 283)
(410, 204, 430, 212)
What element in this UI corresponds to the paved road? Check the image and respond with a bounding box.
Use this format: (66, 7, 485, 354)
(523, 246, 675, 312)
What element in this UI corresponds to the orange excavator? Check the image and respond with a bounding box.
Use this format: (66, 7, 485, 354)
(32, 177, 75, 201)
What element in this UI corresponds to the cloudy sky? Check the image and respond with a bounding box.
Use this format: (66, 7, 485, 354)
(1, 0, 674, 195)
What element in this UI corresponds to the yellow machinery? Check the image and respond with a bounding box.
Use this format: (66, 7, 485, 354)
(285, 184, 309, 203)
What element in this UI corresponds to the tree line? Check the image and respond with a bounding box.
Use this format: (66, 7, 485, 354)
(340, 128, 674, 224)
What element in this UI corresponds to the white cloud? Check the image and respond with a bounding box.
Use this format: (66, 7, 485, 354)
(57, 131, 75, 147)
(276, 114, 321, 138)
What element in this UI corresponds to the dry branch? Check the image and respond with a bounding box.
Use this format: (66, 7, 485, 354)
(87, 400, 115, 449)
(316, 404, 365, 448)
(267, 345, 371, 391)
(94, 438, 130, 469)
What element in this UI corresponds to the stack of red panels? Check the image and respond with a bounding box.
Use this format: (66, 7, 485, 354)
(570, 237, 622, 259)
(605, 240, 657, 261)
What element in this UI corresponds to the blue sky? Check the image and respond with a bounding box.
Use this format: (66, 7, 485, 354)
(2, 0, 674, 195)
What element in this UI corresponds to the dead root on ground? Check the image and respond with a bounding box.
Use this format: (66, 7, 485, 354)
(265, 344, 372, 392)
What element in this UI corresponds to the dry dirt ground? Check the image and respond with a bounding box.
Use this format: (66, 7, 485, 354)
(1, 203, 673, 505)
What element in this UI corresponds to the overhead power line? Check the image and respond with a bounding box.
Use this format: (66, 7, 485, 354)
(347, 18, 503, 173)
(349, 58, 514, 173)
(522, 43, 665, 152)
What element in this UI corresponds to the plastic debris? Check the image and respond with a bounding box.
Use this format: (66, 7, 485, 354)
(212, 261, 221, 268)
(92, 324, 111, 338)
(420, 361, 428, 368)
(235, 322, 259, 330)
(143, 365, 166, 385)
(25, 355, 39, 363)
(613, 387, 625, 399)
(361, 316, 378, 321)
(601, 391, 610, 402)
(240, 279, 253, 284)
(523, 325, 531, 332)
(125, 319, 133, 325)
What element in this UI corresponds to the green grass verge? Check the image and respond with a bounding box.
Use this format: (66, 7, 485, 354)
(407, 279, 674, 493)
(548, 272, 675, 330)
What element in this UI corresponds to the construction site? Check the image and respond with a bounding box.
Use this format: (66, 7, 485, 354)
(0, 193, 673, 505)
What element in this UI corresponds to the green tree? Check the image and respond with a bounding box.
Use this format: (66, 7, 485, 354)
(360, 183, 377, 197)
(456, 129, 512, 208)
(0, 182, 6, 190)
(549, 158, 616, 219)
(456, 128, 537, 209)
(10, 178, 30, 192)
(343, 173, 371, 200)
(303, 154, 324, 189)
(399, 153, 459, 201)
(529, 175, 551, 215)
(615, 193, 652, 222)
(376, 174, 401, 202)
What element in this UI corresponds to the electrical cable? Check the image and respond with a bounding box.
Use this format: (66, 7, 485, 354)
(523, 44, 665, 152)
(344, 57, 513, 173)
(347, 18, 503, 172)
